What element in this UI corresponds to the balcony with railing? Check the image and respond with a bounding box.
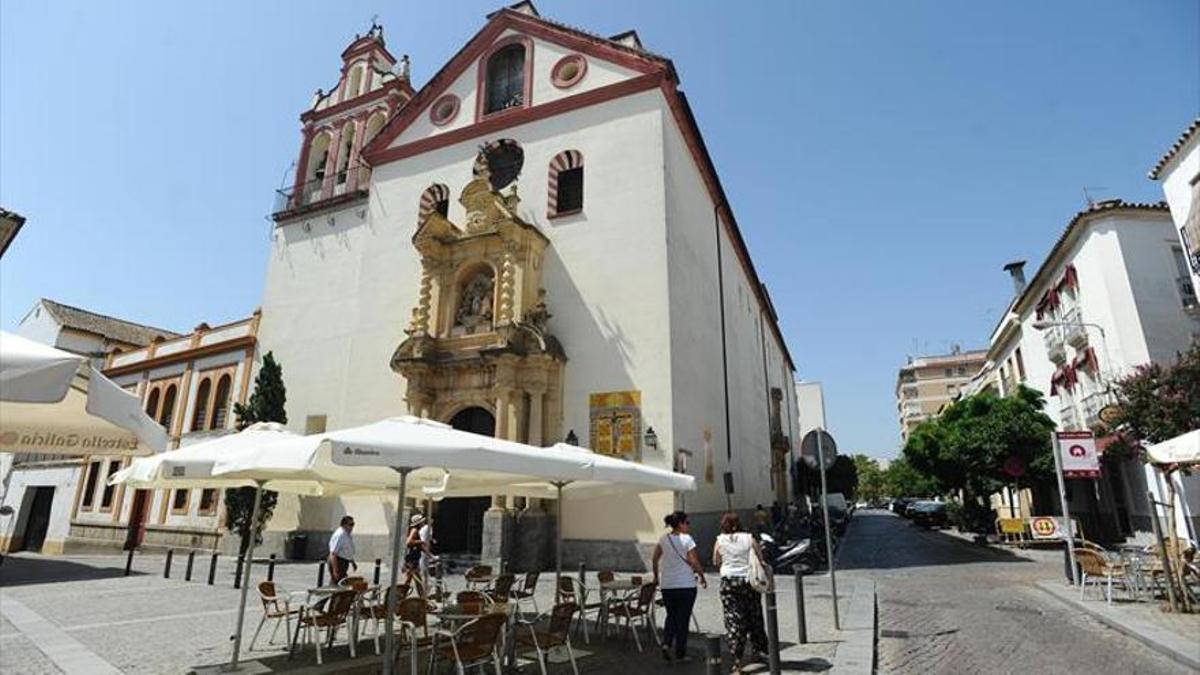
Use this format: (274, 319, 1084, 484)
(1058, 400, 1081, 430)
(273, 163, 370, 220)
(1043, 326, 1066, 363)
(1060, 306, 1087, 347)
(1081, 393, 1106, 426)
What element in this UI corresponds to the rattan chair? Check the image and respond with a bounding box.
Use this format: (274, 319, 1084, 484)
(516, 602, 580, 675)
(298, 589, 357, 664)
(1074, 547, 1132, 604)
(430, 612, 507, 674)
(486, 573, 516, 604)
(556, 576, 604, 643)
(606, 582, 657, 652)
(509, 571, 540, 613)
(249, 581, 299, 651)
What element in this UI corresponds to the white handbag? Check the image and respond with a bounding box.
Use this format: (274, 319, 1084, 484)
(746, 534, 770, 593)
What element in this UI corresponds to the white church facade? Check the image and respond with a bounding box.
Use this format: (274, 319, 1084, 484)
(257, 3, 799, 568)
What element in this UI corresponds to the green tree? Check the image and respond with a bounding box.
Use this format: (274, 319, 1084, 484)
(852, 454, 886, 503)
(797, 454, 859, 499)
(902, 385, 1056, 531)
(1105, 340, 1200, 454)
(224, 352, 287, 555)
(883, 456, 941, 498)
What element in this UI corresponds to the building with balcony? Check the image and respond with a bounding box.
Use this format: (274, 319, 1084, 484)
(0, 300, 177, 555)
(973, 199, 1200, 543)
(254, 2, 800, 568)
(1150, 118, 1200, 315)
(895, 347, 987, 442)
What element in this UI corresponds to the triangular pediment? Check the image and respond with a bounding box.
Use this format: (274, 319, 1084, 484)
(361, 7, 672, 164)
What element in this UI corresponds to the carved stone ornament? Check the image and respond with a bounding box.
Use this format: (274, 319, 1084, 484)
(455, 270, 495, 329)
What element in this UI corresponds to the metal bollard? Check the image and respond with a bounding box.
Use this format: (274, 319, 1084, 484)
(795, 567, 807, 644)
(764, 573, 782, 675)
(373, 558, 381, 585)
(164, 549, 174, 579)
(578, 562, 586, 587)
(207, 553, 219, 585)
(704, 634, 723, 675)
(185, 551, 196, 581)
(317, 560, 326, 587)
(124, 548, 134, 577)
(268, 554, 276, 582)
(234, 555, 244, 589)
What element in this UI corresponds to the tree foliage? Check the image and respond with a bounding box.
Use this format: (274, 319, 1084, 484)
(902, 385, 1056, 501)
(883, 456, 941, 498)
(795, 453, 859, 499)
(1105, 340, 1200, 456)
(224, 352, 287, 554)
(852, 454, 887, 503)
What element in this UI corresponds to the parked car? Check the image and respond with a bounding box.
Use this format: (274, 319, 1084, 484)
(909, 500, 948, 528)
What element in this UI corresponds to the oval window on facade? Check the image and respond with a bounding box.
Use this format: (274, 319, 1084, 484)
(551, 54, 587, 89)
(430, 94, 461, 126)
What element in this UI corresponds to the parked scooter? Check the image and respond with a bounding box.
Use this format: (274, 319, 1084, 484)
(760, 532, 813, 573)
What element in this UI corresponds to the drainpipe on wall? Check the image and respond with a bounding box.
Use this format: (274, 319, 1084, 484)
(715, 202, 733, 465)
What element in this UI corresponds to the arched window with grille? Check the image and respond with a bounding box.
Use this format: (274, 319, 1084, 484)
(210, 375, 232, 430)
(548, 150, 584, 216)
(159, 384, 178, 431)
(191, 378, 211, 431)
(419, 184, 450, 223)
(483, 41, 528, 115)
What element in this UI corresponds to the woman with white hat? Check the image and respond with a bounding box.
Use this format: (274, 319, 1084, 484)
(402, 513, 427, 586)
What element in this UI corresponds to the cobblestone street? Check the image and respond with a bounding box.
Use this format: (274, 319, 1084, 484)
(839, 510, 1193, 675)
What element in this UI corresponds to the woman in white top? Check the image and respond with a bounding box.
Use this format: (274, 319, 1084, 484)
(651, 510, 707, 662)
(712, 513, 768, 670)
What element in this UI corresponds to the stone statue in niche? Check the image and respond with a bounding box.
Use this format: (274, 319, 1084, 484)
(455, 271, 495, 330)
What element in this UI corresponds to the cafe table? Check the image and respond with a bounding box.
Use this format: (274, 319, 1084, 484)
(286, 584, 378, 659)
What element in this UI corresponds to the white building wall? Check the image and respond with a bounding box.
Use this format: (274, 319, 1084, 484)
(1158, 131, 1200, 299)
(0, 464, 79, 554)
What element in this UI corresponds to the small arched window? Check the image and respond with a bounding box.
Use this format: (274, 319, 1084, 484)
(335, 124, 356, 185)
(345, 64, 365, 100)
(548, 150, 584, 216)
(484, 43, 527, 115)
(159, 384, 178, 430)
(419, 184, 450, 223)
(210, 375, 232, 430)
(145, 388, 160, 418)
(191, 378, 212, 431)
(364, 111, 387, 145)
(306, 132, 332, 186)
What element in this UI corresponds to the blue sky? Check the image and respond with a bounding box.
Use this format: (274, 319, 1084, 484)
(2, 1, 1196, 459)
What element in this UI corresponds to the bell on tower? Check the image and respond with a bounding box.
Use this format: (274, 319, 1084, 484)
(272, 23, 415, 221)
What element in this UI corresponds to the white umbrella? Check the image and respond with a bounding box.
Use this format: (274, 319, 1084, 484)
(1146, 429, 1200, 466)
(0, 331, 166, 455)
(424, 442, 696, 590)
(318, 417, 605, 675)
(111, 421, 404, 670)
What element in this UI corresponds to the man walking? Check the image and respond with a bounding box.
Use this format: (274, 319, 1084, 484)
(328, 515, 357, 584)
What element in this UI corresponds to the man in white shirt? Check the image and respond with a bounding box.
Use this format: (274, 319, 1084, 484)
(327, 515, 357, 584)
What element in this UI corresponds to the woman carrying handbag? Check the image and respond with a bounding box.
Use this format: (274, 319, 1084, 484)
(652, 510, 707, 663)
(712, 513, 769, 672)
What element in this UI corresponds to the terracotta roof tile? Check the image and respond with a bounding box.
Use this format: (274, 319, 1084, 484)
(40, 298, 179, 347)
(1148, 117, 1200, 180)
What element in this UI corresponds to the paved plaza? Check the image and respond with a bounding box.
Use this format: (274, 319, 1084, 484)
(0, 543, 864, 674)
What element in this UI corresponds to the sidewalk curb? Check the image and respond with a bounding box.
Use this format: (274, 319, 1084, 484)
(1035, 580, 1200, 672)
(829, 579, 876, 675)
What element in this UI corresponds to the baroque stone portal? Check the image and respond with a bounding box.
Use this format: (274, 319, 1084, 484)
(391, 147, 566, 445)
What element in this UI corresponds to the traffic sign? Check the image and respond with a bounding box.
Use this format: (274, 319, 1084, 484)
(1029, 516, 1062, 540)
(800, 429, 837, 470)
(1056, 431, 1100, 478)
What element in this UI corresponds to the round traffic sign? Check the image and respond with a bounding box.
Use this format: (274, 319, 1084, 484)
(800, 429, 837, 470)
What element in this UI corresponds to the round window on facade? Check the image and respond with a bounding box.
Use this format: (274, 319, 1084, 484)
(551, 55, 587, 89)
(430, 94, 461, 126)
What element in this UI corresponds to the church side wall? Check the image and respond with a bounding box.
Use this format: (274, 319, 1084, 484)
(661, 101, 798, 558)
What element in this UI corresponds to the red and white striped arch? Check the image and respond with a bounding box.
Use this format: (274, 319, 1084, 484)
(547, 150, 583, 216)
(418, 184, 450, 223)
